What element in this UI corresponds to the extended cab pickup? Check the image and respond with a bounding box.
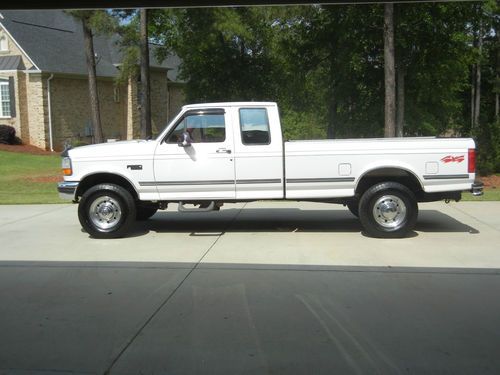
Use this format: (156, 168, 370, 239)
(58, 102, 483, 238)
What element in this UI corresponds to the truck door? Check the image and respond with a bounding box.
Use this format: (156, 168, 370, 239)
(233, 106, 284, 199)
(152, 108, 236, 200)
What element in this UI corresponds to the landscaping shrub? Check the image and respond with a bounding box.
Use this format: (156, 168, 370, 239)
(0, 125, 21, 145)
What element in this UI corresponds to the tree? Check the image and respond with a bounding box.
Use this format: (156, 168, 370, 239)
(147, 3, 497, 149)
(395, 4, 405, 137)
(113, 9, 166, 139)
(496, 26, 499, 120)
(396, 64, 405, 137)
(66, 11, 116, 143)
(390, 3, 477, 137)
(384, 3, 396, 137)
(466, 0, 500, 174)
(472, 19, 483, 130)
(140, 9, 152, 139)
(151, 7, 278, 103)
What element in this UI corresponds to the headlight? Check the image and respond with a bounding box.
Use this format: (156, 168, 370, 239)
(62, 157, 72, 176)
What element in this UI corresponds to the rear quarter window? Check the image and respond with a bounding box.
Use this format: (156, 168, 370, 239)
(239, 108, 271, 145)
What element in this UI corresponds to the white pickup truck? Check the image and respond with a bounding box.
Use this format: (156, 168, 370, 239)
(58, 102, 483, 239)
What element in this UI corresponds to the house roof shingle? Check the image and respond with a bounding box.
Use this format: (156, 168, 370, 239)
(0, 9, 182, 82)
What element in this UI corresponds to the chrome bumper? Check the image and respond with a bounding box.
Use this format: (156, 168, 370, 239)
(57, 181, 79, 201)
(471, 181, 484, 196)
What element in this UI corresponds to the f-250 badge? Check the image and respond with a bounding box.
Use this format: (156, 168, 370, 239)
(441, 155, 465, 163)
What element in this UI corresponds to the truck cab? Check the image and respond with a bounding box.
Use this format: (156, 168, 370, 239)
(152, 102, 284, 201)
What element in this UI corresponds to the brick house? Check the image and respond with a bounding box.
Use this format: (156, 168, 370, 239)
(0, 10, 185, 151)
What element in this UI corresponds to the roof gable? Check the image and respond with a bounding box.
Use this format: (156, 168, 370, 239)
(0, 9, 181, 80)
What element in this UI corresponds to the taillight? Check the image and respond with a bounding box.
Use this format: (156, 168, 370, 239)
(468, 148, 476, 173)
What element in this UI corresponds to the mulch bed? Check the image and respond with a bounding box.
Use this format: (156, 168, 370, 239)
(0, 144, 59, 156)
(480, 175, 499, 189)
(25, 176, 63, 183)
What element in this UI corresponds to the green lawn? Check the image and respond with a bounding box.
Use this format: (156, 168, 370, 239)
(462, 189, 500, 201)
(0, 150, 64, 204)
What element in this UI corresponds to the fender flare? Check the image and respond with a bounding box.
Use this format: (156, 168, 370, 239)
(354, 162, 424, 193)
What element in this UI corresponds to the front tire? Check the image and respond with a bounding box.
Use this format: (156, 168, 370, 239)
(78, 183, 136, 239)
(358, 182, 418, 238)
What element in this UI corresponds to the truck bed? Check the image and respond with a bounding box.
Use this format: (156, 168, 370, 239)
(284, 137, 475, 199)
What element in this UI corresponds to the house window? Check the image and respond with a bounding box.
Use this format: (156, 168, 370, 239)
(0, 80, 11, 117)
(0, 35, 7, 51)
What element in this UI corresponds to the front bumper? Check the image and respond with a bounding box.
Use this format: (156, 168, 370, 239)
(471, 181, 484, 196)
(57, 181, 79, 200)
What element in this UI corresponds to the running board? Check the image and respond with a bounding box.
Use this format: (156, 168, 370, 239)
(178, 201, 215, 212)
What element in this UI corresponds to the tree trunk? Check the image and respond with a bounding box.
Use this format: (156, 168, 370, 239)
(471, 65, 475, 129)
(384, 3, 396, 137)
(140, 8, 152, 139)
(496, 31, 499, 121)
(396, 66, 405, 137)
(496, 75, 499, 121)
(327, 95, 337, 139)
(82, 19, 103, 143)
(473, 24, 482, 129)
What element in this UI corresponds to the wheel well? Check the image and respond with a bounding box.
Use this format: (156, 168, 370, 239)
(76, 173, 139, 200)
(355, 168, 423, 197)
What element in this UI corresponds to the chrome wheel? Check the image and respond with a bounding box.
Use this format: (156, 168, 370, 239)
(359, 182, 418, 238)
(79, 183, 136, 239)
(372, 194, 407, 229)
(89, 196, 122, 230)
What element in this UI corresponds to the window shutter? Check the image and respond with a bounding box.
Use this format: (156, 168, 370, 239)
(8, 76, 16, 118)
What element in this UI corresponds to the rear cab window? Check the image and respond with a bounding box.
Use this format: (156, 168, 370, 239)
(239, 108, 271, 145)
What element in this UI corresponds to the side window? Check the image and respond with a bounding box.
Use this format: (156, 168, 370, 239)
(166, 119, 185, 143)
(166, 112, 226, 143)
(239, 108, 270, 145)
(0, 35, 8, 52)
(0, 80, 11, 118)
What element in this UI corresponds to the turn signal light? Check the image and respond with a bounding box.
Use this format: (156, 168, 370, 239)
(468, 148, 476, 173)
(61, 157, 72, 176)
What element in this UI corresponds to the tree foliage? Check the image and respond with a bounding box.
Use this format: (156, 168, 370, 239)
(111, 9, 141, 83)
(145, 3, 499, 172)
(151, 8, 278, 103)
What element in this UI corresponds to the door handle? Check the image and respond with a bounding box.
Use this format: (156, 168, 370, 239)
(216, 148, 232, 154)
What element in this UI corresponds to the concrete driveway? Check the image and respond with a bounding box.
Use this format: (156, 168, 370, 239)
(0, 201, 499, 374)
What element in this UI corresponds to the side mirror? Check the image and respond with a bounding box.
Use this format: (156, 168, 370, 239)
(178, 131, 192, 147)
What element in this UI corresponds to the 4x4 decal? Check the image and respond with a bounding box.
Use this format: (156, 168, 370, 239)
(441, 155, 465, 163)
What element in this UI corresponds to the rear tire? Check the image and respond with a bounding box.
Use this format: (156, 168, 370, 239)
(78, 183, 136, 239)
(358, 182, 418, 238)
